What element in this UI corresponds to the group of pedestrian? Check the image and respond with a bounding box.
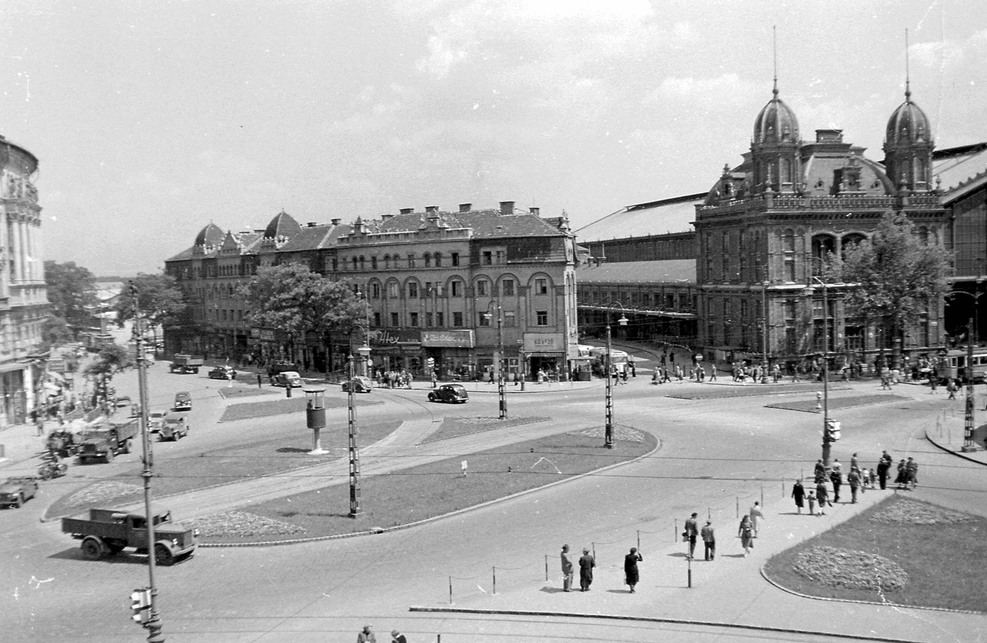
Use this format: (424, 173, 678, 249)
(355, 625, 406, 642)
(796, 450, 917, 517)
(560, 544, 600, 592)
(376, 369, 412, 389)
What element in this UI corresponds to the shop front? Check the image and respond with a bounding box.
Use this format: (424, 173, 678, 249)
(422, 330, 476, 381)
(523, 333, 573, 382)
(367, 328, 423, 376)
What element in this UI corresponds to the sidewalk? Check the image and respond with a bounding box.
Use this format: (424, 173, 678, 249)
(0, 420, 49, 475)
(412, 485, 980, 642)
(925, 408, 987, 465)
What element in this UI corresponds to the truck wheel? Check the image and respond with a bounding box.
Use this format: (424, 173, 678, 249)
(105, 541, 125, 554)
(81, 537, 103, 560)
(104, 449, 114, 463)
(154, 543, 174, 566)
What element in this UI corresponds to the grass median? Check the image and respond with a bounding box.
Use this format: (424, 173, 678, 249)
(764, 494, 987, 612)
(192, 425, 656, 543)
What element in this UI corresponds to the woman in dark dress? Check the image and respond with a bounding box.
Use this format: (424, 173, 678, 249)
(624, 547, 643, 593)
(791, 479, 806, 514)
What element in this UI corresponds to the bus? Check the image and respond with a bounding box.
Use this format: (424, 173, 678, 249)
(588, 347, 630, 375)
(939, 348, 987, 383)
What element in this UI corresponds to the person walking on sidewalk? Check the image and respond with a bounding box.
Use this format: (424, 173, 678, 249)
(877, 451, 892, 489)
(792, 479, 806, 514)
(390, 630, 407, 643)
(560, 544, 574, 592)
(624, 547, 643, 593)
(749, 502, 765, 537)
(700, 520, 716, 560)
(816, 479, 830, 514)
(807, 489, 818, 516)
(905, 457, 918, 490)
(830, 467, 843, 504)
(578, 548, 595, 591)
(357, 625, 376, 643)
(947, 378, 957, 399)
(847, 468, 861, 503)
(684, 512, 699, 558)
(738, 515, 754, 557)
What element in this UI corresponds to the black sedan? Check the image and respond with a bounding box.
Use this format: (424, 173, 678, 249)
(208, 365, 237, 380)
(428, 383, 469, 404)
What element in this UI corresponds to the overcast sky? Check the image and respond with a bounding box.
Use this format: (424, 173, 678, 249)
(3, 1, 984, 276)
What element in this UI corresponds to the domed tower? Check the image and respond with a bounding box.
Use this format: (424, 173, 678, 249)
(883, 80, 934, 192)
(193, 222, 225, 249)
(750, 80, 801, 195)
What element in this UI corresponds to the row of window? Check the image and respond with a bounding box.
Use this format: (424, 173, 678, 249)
(369, 277, 550, 300)
(577, 288, 696, 311)
(372, 309, 550, 329)
(342, 249, 507, 272)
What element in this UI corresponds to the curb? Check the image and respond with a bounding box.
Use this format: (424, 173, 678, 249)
(924, 427, 987, 466)
(197, 425, 661, 548)
(406, 606, 920, 643)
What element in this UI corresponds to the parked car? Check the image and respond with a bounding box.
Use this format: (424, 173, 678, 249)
(0, 477, 39, 508)
(114, 396, 132, 409)
(341, 376, 373, 393)
(428, 383, 469, 404)
(208, 365, 237, 380)
(159, 412, 189, 441)
(271, 371, 303, 388)
(174, 391, 192, 411)
(148, 409, 167, 433)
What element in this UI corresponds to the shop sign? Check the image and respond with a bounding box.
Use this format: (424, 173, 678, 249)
(422, 330, 475, 348)
(523, 333, 564, 353)
(368, 328, 421, 347)
(259, 329, 275, 341)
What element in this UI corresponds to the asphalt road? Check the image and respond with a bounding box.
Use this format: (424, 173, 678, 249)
(1, 365, 984, 642)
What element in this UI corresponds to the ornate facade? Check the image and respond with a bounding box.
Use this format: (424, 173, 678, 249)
(0, 134, 47, 426)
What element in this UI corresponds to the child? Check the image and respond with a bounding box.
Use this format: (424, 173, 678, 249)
(807, 490, 817, 516)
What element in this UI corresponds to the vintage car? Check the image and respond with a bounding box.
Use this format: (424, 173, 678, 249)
(271, 371, 303, 388)
(114, 395, 132, 410)
(159, 412, 189, 441)
(208, 365, 237, 380)
(428, 383, 469, 404)
(62, 507, 198, 565)
(174, 391, 192, 411)
(148, 409, 167, 433)
(341, 376, 374, 393)
(0, 477, 39, 508)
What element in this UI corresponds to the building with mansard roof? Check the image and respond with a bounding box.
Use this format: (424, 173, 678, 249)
(0, 133, 47, 426)
(164, 202, 577, 380)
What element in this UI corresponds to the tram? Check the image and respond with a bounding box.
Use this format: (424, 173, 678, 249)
(939, 348, 987, 383)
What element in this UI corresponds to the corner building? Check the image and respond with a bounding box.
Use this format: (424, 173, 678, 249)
(694, 80, 947, 368)
(0, 134, 47, 425)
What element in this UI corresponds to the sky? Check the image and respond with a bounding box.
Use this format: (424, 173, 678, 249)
(2, 0, 985, 276)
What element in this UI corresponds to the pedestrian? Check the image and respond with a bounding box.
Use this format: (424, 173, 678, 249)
(36, 416, 45, 437)
(560, 544, 574, 592)
(391, 631, 407, 643)
(947, 378, 957, 399)
(652, 369, 659, 385)
(830, 467, 843, 504)
(684, 512, 699, 558)
(700, 520, 716, 560)
(256, 372, 263, 389)
(738, 515, 754, 557)
(578, 548, 595, 591)
(895, 459, 907, 489)
(791, 479, 805, 514)
(850, 453, 858, 472)
(624, 547, 643, 593)
(431, 371, 437, 388)
(815, 479, 830, 513)
(930, 374, 938, 393)
(813, 459, 826, 483)
(357, 625, 376, 643)
(847, 468, 860, 503)
(749, 502, 765, 537)
(709, 365, 717, 381)
(807, 489, 818, 516)
(905, 457, 918, 490)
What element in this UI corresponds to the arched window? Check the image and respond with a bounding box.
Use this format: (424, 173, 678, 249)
(424, 253, 432, 267)
(434, 253, 442, 267)
(383, 255, 391, 270)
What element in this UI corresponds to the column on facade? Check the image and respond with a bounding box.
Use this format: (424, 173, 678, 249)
(11, 213, 22, 283)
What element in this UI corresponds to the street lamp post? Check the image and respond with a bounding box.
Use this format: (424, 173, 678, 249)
(604, 302, 629, 449)
(807, 277, 833, 467)
(761, 278, 770, 383)
(947, 290, 981, 452)
(484, 301, 507, 419)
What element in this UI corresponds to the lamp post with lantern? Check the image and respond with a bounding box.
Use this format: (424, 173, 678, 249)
(484, 300, 507, 419)
(604, 302, 628, 449)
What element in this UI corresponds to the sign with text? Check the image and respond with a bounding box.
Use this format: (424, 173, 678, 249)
(523, 333, 565, 353)
(368, 328, 422, 347)
(422, 330, 475, 348)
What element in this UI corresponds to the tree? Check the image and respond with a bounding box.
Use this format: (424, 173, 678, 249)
(82, 343, 133, 407)
(114, 273, 187, 353)
(239, 264, 369, 372)
(829, 211, 950, 348)
(44, 260, 98, 334)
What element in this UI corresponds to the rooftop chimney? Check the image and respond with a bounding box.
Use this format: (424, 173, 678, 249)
(399, 207, 414, 215)
(500, 200, 515, 215)
(459, 203, 472, 212)
(381, 214, 394, 221)
(425, 205, 439, 214)
(529, 207, 540, 216)
(307, 221, 318, 227)
(331, 218, 341, 225)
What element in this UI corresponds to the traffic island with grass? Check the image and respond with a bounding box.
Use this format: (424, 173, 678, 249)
(764, 495, 987, 612)
(191, 425, 656, 544)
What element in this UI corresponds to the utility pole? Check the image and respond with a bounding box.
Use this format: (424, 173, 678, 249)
(132, 282, 164, 642)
